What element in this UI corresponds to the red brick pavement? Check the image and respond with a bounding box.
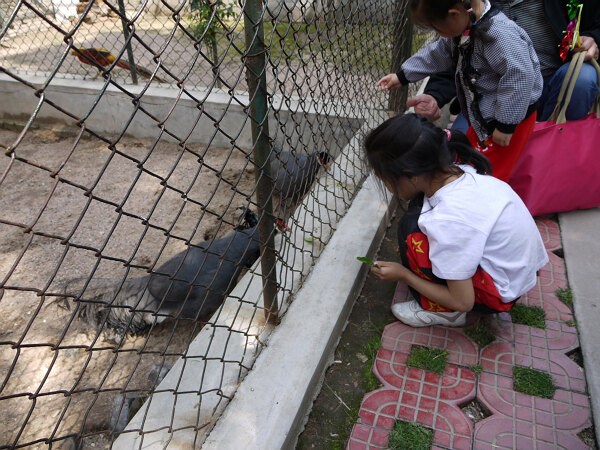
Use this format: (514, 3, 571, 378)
(347, 218, 593, 449)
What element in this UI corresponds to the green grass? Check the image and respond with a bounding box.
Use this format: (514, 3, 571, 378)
(329, 331, 384, 449)
(464, 321, 495, 348)
(330, 395, 362, 450)
(565, 319, 577, 328)
(406, 345, 448, 375)
(363, 334, 384, 392)
(556, 288, 573, 307)
(388, 421, 434, 450)
(513, 366, 556, 399)
(470, 364, 483, 375)
(411, 32, 432, 55)
(509, 304, 546, 329)
(196, 20, 430, 73)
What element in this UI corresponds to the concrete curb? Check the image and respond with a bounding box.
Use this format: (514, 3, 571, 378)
(559, 208, 600, 443)
(203, 175, 396, 449)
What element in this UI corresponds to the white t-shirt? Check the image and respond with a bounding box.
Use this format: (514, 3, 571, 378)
(418, 165, 549, 302)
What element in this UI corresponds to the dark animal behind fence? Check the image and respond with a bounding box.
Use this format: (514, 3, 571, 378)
(63, 214, 261, 334)
(269, 146, 331, 221)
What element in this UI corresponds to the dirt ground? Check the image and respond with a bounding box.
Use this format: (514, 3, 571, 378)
(0, 126, 257, 448)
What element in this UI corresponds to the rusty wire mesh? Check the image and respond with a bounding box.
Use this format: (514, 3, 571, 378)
(0, 0, 425, 447)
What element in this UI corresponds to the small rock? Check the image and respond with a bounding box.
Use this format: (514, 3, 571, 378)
(355, 352, 368, 363)
(61, 437, 78, 450)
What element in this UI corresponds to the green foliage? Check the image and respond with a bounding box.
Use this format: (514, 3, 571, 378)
(388, 421, 434, 450)
(188, 0, 235, 44)
(556, 288, 573, 307)
(356, 256, 381, 269)
(470, 364, 483, 375)
(463, 321, 495, 348)
(513, 366, 556, 399)
(565, 319, 577, 328)
(363, 335, 383, 392)
(264, 21, 320, 62)
(509, 304, 546, 329)
(411, 32, 431, 55)
(406, 345, 448, 375)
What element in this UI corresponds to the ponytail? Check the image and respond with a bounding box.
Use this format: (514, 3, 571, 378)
(446, 131, 492, 175)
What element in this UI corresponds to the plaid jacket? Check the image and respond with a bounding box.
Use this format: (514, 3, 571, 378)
(398, 3, 543, 140)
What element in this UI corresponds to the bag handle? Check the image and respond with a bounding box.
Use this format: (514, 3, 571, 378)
(550, 52, 600, 124)
(549, 52, 585, 123)
(590, 58, 600, 118)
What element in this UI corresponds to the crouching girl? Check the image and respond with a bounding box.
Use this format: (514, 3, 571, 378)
(366, 114, 548, 327)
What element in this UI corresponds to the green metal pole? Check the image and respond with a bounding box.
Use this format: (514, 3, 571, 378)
(117, 0, 138, 84)
(243, 0, 279, 324)
(389, 0, 412, 113)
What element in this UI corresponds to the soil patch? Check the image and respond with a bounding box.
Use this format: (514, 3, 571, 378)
(0, 126, 256, 448)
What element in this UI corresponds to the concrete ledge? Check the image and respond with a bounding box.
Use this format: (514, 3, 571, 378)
(559, 208, 600, 442)
(0, 73, 362, 148)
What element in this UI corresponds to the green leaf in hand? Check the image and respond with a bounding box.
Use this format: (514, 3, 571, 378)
(356, 256, 381, 269)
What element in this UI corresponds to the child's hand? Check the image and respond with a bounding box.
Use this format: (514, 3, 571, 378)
(492, 129, 513, 147)
(376, 74, 401, 91)
(371, 261, 408, 282)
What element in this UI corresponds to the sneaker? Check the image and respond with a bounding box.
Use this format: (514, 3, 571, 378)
(391, 300, 466, 327)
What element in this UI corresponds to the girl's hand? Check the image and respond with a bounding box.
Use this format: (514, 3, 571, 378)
(574, 36, 599, 61)
(371, 261, 409, 282)
(376, 73, 401, 91)
(492, 129, 513, 147)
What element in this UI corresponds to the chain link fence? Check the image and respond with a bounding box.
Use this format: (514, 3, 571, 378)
(0, 0, 428, 447)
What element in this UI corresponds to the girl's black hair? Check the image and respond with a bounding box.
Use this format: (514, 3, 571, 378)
(411, 0, 468, 29)
(363, 113, 491, 198)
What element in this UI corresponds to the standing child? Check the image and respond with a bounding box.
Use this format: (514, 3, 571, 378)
(365, 114, 548, 327)
(376, 0, 543, 182)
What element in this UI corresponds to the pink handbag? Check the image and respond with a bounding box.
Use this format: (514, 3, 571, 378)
(509, 52, 600, 216)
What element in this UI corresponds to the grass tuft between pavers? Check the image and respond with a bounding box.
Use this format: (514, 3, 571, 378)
(406, 345, 448, 375)
(513, 366, 556, 399)
(470, 364, 483, 375)
(363, 334, 384, 392)
(388, 420, 434, 450)
(464, 321, 495, 348)
(509, 304, 546, 329)
(555, 288, 573, 307)
(565, 319, 577, 329)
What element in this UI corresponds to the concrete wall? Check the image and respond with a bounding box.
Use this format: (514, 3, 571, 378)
(0, 74, 362, 152)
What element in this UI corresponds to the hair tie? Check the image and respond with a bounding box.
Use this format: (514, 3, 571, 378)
(463, 6, 477, 36)
(443, 129, 452, 141)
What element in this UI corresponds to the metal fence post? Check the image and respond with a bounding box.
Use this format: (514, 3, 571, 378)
(389, 0, 412, 113)
(117, 0, 138, 84)
(243, 0, 279, 324)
